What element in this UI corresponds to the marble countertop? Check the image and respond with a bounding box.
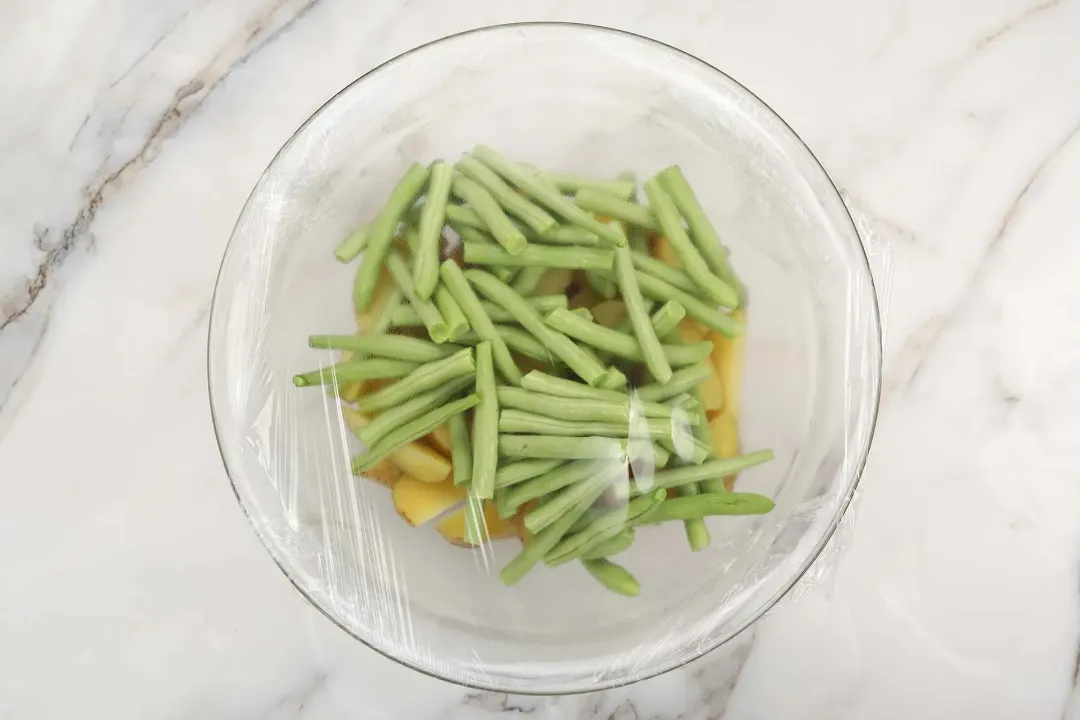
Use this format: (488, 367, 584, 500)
(3, 1, 1080, 718)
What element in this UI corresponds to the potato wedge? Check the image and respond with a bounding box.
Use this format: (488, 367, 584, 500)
(707, 411, 741, 491)
(363, 460, 402, 488)
(341, 407, 452, 484)
(533, 268, 575, 297)
(436, 501, 518, 547)
(591, 300, 628, 329)
(677, 316, 710, 343)
(654, 234, 682, 268)
(711, 307, 746, 419)
(392, 476, 467, 527)
(698, 365, 725, 413)
(425, 423, 453, 456)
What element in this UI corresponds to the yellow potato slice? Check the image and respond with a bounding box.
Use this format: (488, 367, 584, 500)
(590, 300, 628, 329)
(354, 269, 395, 332)
(568, 283, 603, 310)
(533, 268, 575, 297)
(707, 411, 741, 491)
(392, 476, 467, 526)
(425, 423, 453, 456)
(340, 381, 366, 403)
(363, 460, 402, 488)
(654, 235, 682, 268)
(341, 407, 452, 484)
(711, 307, 746, 419)
(698, 365, 725, 413)
(677, 317, 710, 343)
(436, 501, 518, 547)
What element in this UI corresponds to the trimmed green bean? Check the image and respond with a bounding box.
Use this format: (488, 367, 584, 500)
(585, 269, 618, 300)
(494, 458, 565, 490)
(510, 266, 548, 296)
(650, 301, 685, 338)
(644, 177, 737, 308)
(519, 371, 685, 420)
(582, 559, 640, 597)
(659, 166, 745, 305)
(457, 326, 555, 365)
(414, 161, 453, 299)
(463, 243, 614, 271)
(465, 269, 607, 386)
(503, 459, 609, 511)
(615, 246, 672, 383)
(676, 482, 711, 551)
(574, 187, 660, 231)
(450, 173, 527, 255)
(438, 261, 522, 386)
(386, 252, 448, 343)
(447, 203, 601, 246)
(547, 172, 636, 199)
(292, 359, 418, 387)
(449, 223, 520, 284)
(307, 334, 460, 362)
(544, 308, 712, 367)
(335, 224, 367, 263)
(545, 490, 666, 565)
(499, 476, 609, 586)
(353, 163, 429, 310)
(352, 394, 480, 471)
(449, 412, 473, 487)
(498, 409, 676, 440)
(537, 227, 601, 247)
(393, 295, 568, 327)
(637, 269, 743, 337)
(357, 375, 474, 447)
(498, 387, 633, 424)
(355, 347, 475, 413)
(472, 145, 627, 247)
(433, 285, 470, 341)
(523, 461, 630, 533)
(369, 289, 402, 336)
(634, 363, 713, 403)
(463, 494, 486, 546)
(658, 433, 711, 466)
(499, 434, 627, 460)
(444, 203, 486, 230)
(631, 450, 776, 493)
(472, 342, 498, 500)
(581, 529, 634, 560)
(647, 492, 775, 521)
(458, 155, 558, 237)
(631, 250, 702, 297)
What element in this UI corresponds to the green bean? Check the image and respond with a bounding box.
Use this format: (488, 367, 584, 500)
(644, 177, 737, 308)
(355, 347, 475, 412)
(659, 166, 745, 305)
(598, 366, 629, 390)
(457, 326, 555, 365)
(675, 482, 711, 551)
(503, 459, 608, 511)
(494, 458, 565, 489)
(523, 461, 630, 533)
(472, 342, 499, 499)
(448, 223, 518, 284)
(465, 269, 607, 386)
(292, 359, 418, 387)
(585, 269, 618, 300)
(615, 246, 672, 383)
(438, 261, 522, 386)
(650, 441, 672, 468)
(624, 174, 650, 254)
(450, 173, 527, 255)
(499, 435, 627, 460)
(463, 243, 614, 271)
(647, 492, 775, 521)
(433, 285, 470, 341)
(499, 475, 609, 586)
(444, 203, 486, 230)
(307, 334, 461, 362)
(458, 155, 558, 237)
(472, 145, 626, 247)
(386, 252, 448, 343)
(634, 363, 713, 402)
(574, 187, 660, 231)
(658, 434, 711, 465)
(352, 394, 480, 471)
(630, 251, 703, 297)
(449, 412, 473, 487)
(357, 376, 474, 447)
(511, 266, 548, 296)
(413, 161, 453, 298)
(544, 308, 712, 367)
(631, 450, 775, 493)
(498, 387, 633, 424)
(536, 227, 601, 247)
(545, 490, 666, 565)
(582, 559, 640, 597)
(369, 289, 402, 336)
(519, 371, 683, 420)
(495, 489, 515, 520)
(393, 295, 568, 327)
(581, 529, 634, 560)
(498, 409, 676, 440)
(650, 301, 685, 338)
(335, 224, 367, 263)
(547, 172, 636, 200)
(447, 203, 601, 247)
(352, 163, 429, 310)
(462, 494, 487, 546)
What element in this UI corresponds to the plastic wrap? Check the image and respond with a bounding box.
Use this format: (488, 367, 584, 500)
(207, 24, 888, 695)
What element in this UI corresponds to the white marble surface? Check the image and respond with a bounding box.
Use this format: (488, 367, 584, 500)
(2, 0, 1080, 718)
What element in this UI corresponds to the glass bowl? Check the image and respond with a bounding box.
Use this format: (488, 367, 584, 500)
(208, 22, 881, 695)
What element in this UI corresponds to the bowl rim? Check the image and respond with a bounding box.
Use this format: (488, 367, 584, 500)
(207, 20, 883, 696)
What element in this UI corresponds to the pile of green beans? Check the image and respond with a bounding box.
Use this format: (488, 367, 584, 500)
(295, 146, 775, 597)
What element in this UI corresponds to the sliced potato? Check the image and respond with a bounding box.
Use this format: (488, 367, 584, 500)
(591, 300, 628, 329)
(677, 316, 710, 343)
(363, 460, 402, 488)
(341, 407, 452, 484)
(340, 381, 366, 403)
(654, 235, 682, 268)
(707, 411, 741, 491)
(698, 365, 725, 413)
(568, 283, 603, 310)
(436, 501, 518, 547)
(711, 307, 746, 419)
(354, 269, 395, 331)
(425, 423, 453, 456)
(392, 476, 467, 527)
(533, 268, 575, 297)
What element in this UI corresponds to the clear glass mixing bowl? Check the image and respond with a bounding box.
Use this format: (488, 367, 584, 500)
(208, 23, 881, 694)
